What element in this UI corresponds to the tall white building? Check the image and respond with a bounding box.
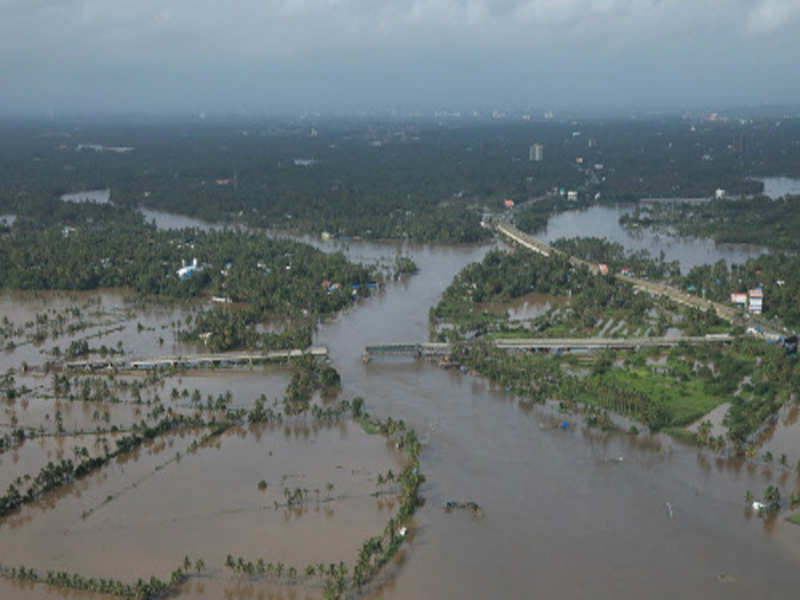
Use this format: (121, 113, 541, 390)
(529, 143, 544, 162)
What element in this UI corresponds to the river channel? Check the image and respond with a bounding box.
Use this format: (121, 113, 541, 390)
(2, 207, 799, 599)
(310, 241, 800, 600)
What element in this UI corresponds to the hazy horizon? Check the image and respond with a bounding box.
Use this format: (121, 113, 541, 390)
(2, 1, 799, 116)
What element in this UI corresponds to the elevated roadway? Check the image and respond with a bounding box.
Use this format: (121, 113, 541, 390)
(363, 335, 732, 360)
(64, 347, 328, 371)
(496, 222, 739, 323)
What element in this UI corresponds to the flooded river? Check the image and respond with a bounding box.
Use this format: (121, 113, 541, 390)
(2, 210, 799, 599)
(311, 240, 800, 600)
(539, 205, 766, 273)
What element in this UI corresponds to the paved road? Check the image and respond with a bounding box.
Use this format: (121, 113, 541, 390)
(496, 222, 740, 323)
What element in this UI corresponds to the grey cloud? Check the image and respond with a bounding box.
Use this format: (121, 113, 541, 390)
(0, 0, 797, 113)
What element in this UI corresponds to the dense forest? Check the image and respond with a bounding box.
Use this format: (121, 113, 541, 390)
(0, 211, 373, 315)
(1, 116, 798, 242)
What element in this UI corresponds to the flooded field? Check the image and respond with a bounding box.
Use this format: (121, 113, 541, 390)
(687, 403, 732, 440)
(1, 423, 399, 585)
(2, 211, 800, 599)
(0, 433, 117, 492)
(155, 369, 293, 410)
(0, 579, 108, 600)
(0, 289, 200, 373)
(480, 292, 567, 322)
(760, 405, 800, 466)
(2, 392, 185, 436)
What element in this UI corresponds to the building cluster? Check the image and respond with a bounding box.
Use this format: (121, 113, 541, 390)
(321, 279, 377, 296)
(730, 288, 763, 314)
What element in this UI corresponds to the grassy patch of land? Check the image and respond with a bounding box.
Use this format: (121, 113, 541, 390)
(581, 367, 723, 427)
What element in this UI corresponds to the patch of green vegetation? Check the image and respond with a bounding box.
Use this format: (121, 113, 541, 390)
(787, 513, 800, 526)
(431, 247, 671, 342)
(359, 417, 381, 435)
(394, 256, 419, 276)
(432, 241, 737, 344)
(453, 334, 796, 440)
(576, 367, 722, 428)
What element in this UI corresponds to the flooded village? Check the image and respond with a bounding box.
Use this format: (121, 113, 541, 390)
(2, 109, 800, 600)
(2, 194, 800, 599)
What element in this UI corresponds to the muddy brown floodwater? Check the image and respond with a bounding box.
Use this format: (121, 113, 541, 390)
(311, 240, 800, 600)
(1, 423, 400, 590)
(2, 211, 800, 599)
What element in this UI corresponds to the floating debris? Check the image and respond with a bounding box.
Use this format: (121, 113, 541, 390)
(444, 500, 482, 515)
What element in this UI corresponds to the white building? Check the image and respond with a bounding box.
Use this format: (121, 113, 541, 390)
(177, 258, 199, 281)
(748, 289, 763, 314)
(529, 144, 544, 162)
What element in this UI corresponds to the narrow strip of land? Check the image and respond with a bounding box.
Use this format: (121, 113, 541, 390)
(496, 222, 739, 322)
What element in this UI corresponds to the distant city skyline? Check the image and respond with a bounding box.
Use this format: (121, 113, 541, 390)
(1, 0, 799, 115)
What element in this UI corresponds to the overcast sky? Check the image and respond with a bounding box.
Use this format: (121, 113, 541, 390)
(1, 0, 799, 115)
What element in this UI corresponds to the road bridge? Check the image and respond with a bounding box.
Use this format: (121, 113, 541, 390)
(64, 346, 328, 371)
(363, 343, 450, 360)
(495, 334, 732, 351)
(363, 335, 732, 360)
(496, 222, 739, 323)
